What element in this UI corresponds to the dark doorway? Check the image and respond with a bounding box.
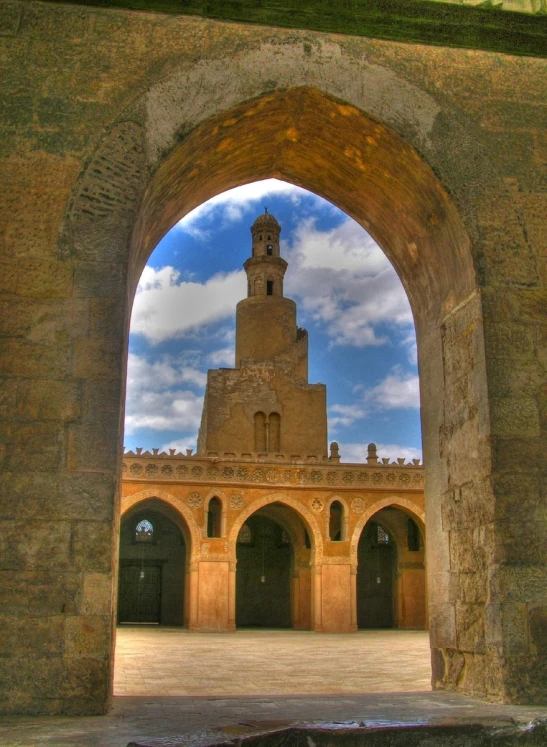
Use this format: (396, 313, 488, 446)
(357, 521, 396, 628)
(119, 564, 162, 623)
(118, 504, 186, 625)
(236, 514, 291, 627)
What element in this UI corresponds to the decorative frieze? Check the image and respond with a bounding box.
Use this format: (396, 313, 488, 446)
(122, 451, 424, 491)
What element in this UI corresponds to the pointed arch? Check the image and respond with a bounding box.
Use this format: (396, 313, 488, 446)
(350, 496, 425, 564)
(121, 488, 201, 561)
(229, 492, 323, 562)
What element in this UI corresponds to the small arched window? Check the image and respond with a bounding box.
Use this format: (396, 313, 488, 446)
(266, 280, 274, 295)
(254, 411, 267, 451)
(237, 523, 253, 545)
(408, 518, 421, 551)
(266, 244, 273, 255)
(269, 412, 281, 452)
(135, 519, 154, 543)
(207, 497, 222, 538)
(278, 527, 291, 547)
(329, 501, 343, 541)
(377, 524, 390, 545)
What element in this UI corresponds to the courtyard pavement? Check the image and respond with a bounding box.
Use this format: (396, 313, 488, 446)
(1, 628, 546, 747)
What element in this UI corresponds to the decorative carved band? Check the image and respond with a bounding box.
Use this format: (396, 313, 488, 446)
(122, 454, 423, 491)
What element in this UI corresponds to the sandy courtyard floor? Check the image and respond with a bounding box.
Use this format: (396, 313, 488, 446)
(114, 626, 432, 696)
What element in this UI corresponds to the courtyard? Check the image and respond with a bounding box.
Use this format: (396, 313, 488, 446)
(114, 627, 432, 697)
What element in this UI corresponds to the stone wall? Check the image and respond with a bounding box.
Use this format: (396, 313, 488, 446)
(0, 0, 545, 713)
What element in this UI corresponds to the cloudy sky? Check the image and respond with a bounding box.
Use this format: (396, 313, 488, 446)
(125, 179, 422, 464)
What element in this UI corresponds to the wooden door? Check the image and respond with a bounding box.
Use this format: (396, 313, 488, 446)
(119, 565, 162, 623)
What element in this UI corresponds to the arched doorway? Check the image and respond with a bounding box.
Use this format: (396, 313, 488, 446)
(233, 500, 315, 630)
(236, 513, 292, 628)
(118, 500, 189, 626)
(357, 507, 426, 630)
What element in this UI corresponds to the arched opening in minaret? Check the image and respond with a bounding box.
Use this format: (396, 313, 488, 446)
(235, 502, 313, 630)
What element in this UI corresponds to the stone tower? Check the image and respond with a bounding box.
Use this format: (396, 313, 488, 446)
(197, 211, 327, 457)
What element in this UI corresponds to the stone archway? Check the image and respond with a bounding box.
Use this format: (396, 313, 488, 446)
(5, 22, 541, 710)
(71, 83, 491, 697)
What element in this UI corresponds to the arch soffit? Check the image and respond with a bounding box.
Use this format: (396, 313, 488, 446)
(349, 496, 425, 562)
(229, 492, 323, 559)
(254, 504, 307, 552)
(132, 84, 475, 326)
(121, 488, 201, 557)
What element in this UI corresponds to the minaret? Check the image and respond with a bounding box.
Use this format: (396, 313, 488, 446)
(235, 210, 307, 381)
(197, 211, 327, 457)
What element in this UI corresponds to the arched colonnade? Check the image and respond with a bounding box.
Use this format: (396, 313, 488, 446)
(120, 488, 426, 633)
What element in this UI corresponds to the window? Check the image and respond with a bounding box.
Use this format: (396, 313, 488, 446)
(266, 244, 273, 255)
(266, 280, 274, 295)
(269, 412, 280, 452)
(237, 523, 253, 545)
(254, 411, 267, 451)
(329, 501, 343, 541)
(408, 518, 421, 551)
(135, 519, 154, 542)
(207, 497, 222, 538)
(377, 525, 390, 545)
(278, 527, 291, 547)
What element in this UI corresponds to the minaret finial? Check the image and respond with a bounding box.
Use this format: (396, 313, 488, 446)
(265, 206, 268, 213)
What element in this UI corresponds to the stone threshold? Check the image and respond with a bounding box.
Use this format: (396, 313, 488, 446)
(129, 716, 547, 746)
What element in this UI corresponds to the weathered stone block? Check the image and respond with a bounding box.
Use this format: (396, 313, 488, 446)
(0, 259, 18, 294)
(81, 572, 113, 616)
(71, 521, 113, 572)
(0, 471, 115, 521)
(495, 519, 547, 565)
(0, 570, 81, 616)
(0, 339, 70, 378)
(16, 379, 81, 421)
(0, 299, 89, 343)
(456, 601, 485, 654)
(67, 421, 119, 472)
(490, 396, 541, 438)
(492, 472, 543, 522)
(493, 566, 547, 605)
(501, 602, 530, 655)
(4, 422, 65, 471)
(0, 521, 71, 570)
(65, 615, 111, 657)
(73, 262, 126, 299)
(16, 260, 73, 298)
(89, 298, 124, 339)
(0, 614, 65, 656)
(73, 338, 122, 380)
(0, 377, 17, 419)
(428, 602, 456, 649)
(82, 379, 122, 422)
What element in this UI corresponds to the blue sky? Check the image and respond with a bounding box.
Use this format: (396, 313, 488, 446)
(125, 179, 422, 464)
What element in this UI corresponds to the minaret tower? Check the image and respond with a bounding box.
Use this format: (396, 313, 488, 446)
(235, 210, 306, 381)
(197, 210, 327, 458)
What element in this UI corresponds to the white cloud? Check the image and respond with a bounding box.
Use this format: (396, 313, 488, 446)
(159, 437, 198, 455)
(337, 442, 422, 465)
(126, 352, 206, 392)
(284, 218, 414, 349)
(364, 365, 420, 410)
(125, 353, 205, 436)
(177, 179, 309, 237)
(328, 403, 368, 430)
(207, 346, 234, 367)
(131, 266, 246, 344)
(124, 389, 203, 435)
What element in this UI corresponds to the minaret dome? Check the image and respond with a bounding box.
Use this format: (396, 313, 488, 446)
(251, 209, 281, 259)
